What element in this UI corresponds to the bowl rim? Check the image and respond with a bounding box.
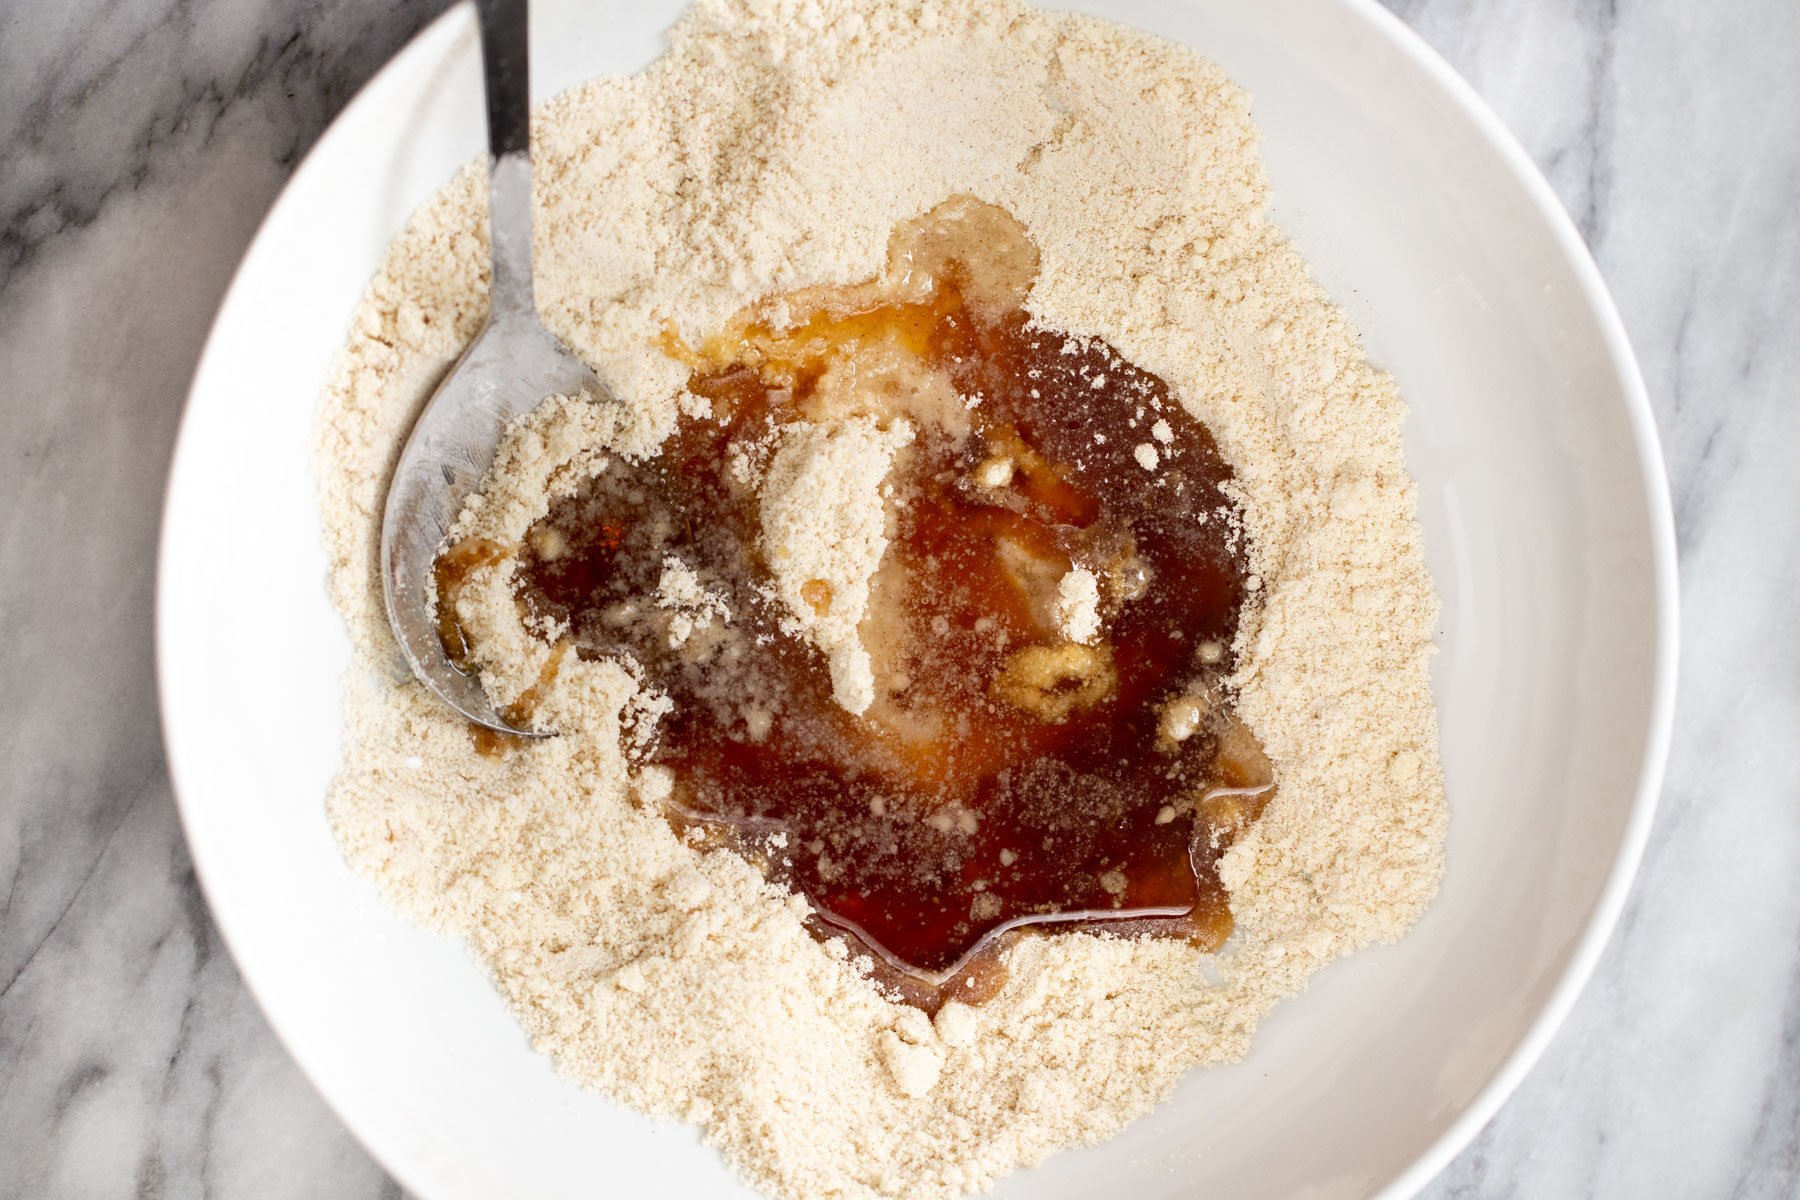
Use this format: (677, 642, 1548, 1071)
(1341, 3, 1677, 1195)
(154, 1, 1679, 1196)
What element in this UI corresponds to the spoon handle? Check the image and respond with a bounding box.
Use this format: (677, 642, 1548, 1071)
(474, 0, 535, 318)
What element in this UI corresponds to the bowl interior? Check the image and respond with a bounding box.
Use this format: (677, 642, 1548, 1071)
(158, 1, 1673, 1197)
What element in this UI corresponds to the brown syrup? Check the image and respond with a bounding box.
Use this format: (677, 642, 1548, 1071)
(445, 198, 1273, 1005)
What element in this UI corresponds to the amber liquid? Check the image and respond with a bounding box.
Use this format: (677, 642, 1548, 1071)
(449, 199, 1274, 1003)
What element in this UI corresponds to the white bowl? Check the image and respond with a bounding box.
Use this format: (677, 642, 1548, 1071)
(157, 1, 1677, 1196)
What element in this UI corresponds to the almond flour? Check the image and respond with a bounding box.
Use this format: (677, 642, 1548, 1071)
(314, 1, 1447, 1197)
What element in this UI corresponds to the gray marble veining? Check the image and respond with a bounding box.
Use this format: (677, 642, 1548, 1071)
(1, 0, 1796, 1196)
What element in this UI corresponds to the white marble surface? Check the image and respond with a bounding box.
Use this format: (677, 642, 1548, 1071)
(1, 0, 1795, 1195)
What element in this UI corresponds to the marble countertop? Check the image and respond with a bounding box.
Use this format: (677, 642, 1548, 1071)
(2, 0, 1796, 1196)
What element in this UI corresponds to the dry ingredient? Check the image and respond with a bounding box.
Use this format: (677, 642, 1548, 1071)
(314, 1, 1446, 1197)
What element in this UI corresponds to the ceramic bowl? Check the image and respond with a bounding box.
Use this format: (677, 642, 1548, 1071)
(157, 1, 1677, 1196)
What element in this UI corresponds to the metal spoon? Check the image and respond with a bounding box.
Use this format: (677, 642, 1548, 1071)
(380, 0, 599, 735)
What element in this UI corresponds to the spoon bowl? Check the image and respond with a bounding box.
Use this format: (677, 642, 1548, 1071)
(379, 273, 601, 735)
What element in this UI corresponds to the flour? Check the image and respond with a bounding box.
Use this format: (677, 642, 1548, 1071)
(1053, 567, 1101, 644)
(760, 415, 913, 714)
(655, 557, 731, 649)
(314, 1, 1446, 1197)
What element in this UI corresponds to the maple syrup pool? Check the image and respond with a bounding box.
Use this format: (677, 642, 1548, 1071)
(438, 198, 1274, 1007)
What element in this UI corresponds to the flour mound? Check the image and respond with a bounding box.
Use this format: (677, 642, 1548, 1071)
(760, 416, 914, 715)
(314, 2, 1446, 1197)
